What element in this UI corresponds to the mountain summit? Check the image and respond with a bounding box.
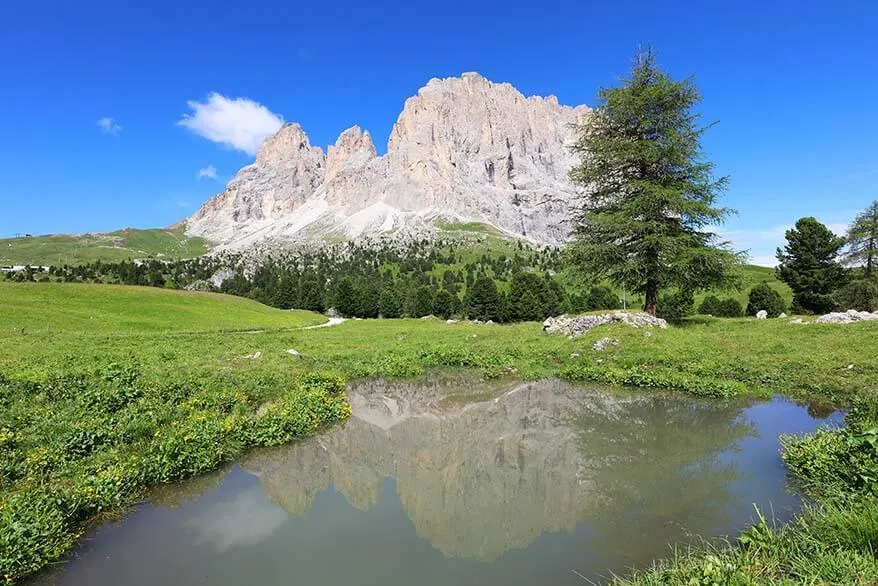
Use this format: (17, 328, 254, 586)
(185, 73, 591, 247)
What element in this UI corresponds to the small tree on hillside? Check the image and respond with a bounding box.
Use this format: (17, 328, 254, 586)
(298, 278, 325, 313)
(843, 200, 878, 278)
(466, 276, 502, 321)
(508, 273, 547, 321)
(273, 276, 298, 309)
(776, 217, 846, 314)
(378, 283, 402, 318)
(697, 295, 722, 316)
(569, 48, 741, 314)
(332, 277, 358, 317)
(432, 289, 458, 319)
(355, 280, 380, 318)
(746, 282, 786, 317)
(715, 298, 743, 318)
(406, 285, 435, 318)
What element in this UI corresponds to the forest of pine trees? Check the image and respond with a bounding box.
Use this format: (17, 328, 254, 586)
(6, 240, 623, 322)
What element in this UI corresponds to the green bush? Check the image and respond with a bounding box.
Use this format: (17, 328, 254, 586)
(656, 290, 694, 323)
(697, 295, 722, 316)
(715, 298, 743, 317)
(0, 490, 77, 584)
(747, 282, 786, 317)
(835, 279, 878, 312)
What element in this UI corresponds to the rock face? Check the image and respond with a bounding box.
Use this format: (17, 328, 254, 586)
(185, 73, 591, 248)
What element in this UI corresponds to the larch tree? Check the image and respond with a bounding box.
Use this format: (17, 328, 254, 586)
(844, 200, 878, 278)
(568, 49, 741, 314)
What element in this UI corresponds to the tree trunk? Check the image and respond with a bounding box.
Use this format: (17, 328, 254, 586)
(644, 279, 658, 315)
(867, 236, 875, 278)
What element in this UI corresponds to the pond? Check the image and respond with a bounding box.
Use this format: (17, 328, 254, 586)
(44, 378, 840, 585)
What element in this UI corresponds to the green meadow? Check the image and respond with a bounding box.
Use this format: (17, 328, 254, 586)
(1, 281, 877, 583)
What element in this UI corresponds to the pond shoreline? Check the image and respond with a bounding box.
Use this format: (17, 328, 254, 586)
(35, 379, 840, 586)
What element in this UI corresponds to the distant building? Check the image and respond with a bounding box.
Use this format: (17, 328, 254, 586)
(0, 265, 49, 273)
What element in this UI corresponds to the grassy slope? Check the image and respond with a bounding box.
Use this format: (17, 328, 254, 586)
(0, 282, 325, 333)
(0, 227, 210, 266)
(724, 263, 792, 307)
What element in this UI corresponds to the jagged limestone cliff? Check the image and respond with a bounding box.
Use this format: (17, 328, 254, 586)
(185, 73, 590, 248)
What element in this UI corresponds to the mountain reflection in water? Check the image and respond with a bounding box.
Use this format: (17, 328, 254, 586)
(48, 378, 835, 586)
(243, 380, 753, 562)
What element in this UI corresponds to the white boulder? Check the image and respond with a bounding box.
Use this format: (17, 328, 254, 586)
(816, 309, 878, 324)
(543, 312, 667, 338)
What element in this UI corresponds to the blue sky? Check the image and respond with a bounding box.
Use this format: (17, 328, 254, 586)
(1, 1, 876, 265)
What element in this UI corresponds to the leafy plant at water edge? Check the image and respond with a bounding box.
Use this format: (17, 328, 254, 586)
(0, 368, 350, 584)
(782, 398, 878, 498)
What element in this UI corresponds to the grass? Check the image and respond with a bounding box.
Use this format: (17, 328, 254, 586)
(613, 500, 878, 585)
(1, 282, 325, 333)
(434, 219, 504, 235)
(2, 310, 876, 406)
(1, 282, 877, 583)
(0, 283, 343, 583)
(0, 227, 210, 266)
(698, 264, 793, 309)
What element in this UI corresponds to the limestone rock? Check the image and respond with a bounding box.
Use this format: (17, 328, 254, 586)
(816, 309, 878, 324)
(210, 268, 236, 288)
(592, 337, 619, 351)
(183, 279, 214, 292)
(187, 124, 327, 244)
(184, 73, 591, 248)
(543, 312, 668, 337)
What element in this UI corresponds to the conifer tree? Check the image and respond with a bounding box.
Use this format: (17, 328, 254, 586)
(467, 276, 502, 321)
(776, 217, 846, 314)
(332, 277, 358, 317)
(844, 200, 878, 278)
(569, 49, 740, 314)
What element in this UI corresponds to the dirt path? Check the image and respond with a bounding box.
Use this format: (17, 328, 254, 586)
(302, 316, 346, 330)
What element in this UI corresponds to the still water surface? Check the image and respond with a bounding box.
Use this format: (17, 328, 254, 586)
(47, 379, 839, 585)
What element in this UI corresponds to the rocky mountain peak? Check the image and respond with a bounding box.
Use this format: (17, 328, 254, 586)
(185, 73, 592, 248)
(325, 125, 378, 181)
(255, 122, 323, 165)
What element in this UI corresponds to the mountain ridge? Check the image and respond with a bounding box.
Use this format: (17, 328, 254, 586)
(184, 72, 591, 249)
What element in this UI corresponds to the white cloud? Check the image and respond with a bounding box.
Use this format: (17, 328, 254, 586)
(197, 165, 218, 180)
(97, 117, 122, 135)
(177, 93, 283, 156)
(748, 255, 779, 268)
(189, 487, 287, 552)
(826, 222, 850, 237)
